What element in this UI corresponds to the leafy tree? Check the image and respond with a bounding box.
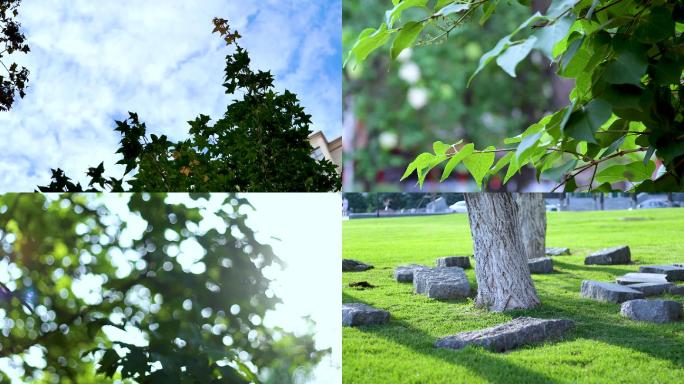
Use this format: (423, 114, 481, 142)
(0, 193, 326, 383)
(39, 19, 340, 193)
(0, 0, 30, 111)
(350, 0, 684, 192)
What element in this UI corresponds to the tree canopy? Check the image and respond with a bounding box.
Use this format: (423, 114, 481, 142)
(39, 19, 341, 193)
(0, 193, 325, 383)
(0, 0, 30, 112)
(350, 0, 684, 192)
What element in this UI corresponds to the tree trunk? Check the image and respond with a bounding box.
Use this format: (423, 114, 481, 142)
(515, 194, 547, 259)
(465, 193, 541, 312)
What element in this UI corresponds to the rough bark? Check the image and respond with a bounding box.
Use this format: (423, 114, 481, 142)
(515, 193, 546, 259)
(465, 193, 540, 312)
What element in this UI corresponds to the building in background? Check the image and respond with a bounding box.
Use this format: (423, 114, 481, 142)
(309, 131, 342, 173)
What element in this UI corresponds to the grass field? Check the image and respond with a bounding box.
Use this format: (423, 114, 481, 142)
(342, 208, 684, 384)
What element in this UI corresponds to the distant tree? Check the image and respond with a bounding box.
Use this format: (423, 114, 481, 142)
(515, 193, 547, 259)
(0, 193, 326, 383)
(39, 18, 340, 192)
(0, 0, 30, 111)
(343, 193, 370, 213)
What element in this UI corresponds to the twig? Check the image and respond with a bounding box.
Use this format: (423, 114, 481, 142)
(589, 163, 598, 190)
(552, 147, 647, 192)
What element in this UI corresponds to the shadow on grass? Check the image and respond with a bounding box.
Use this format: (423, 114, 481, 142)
(343, 292, 559, 383)
(343, 287, 684, 382)
(554, 260, 636, 276)
(522, 292, 684, 367)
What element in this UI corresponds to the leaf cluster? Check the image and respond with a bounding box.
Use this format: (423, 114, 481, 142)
(351, 0, 684, 191)
(0, 0, 29, 111)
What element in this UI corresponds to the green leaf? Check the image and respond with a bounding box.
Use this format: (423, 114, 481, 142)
(635, 6, 675, 43)
(432, 140, 451, 155)
(559, 37, 591, 77)
(97, 349, 120, 378)
(503, 152, 531, 184)
(345, 24, 392, 66)
(496, 36, 537, 77)
(440, 143, 474, 181)
(643, 146, 656, 165)
(402, 152, 434, 181)
(391, 21, 425, 59)
(564, 99, 612, 143)
(469, 12, 545, 85)
(533, 15, 574, 59)
(469, 36, 511, 86)
(595, 160, 655, 184)
(599, 135, 626, 159)
(601, 84, 643, 110)
(479, 0, 499, 26)
(516, 132, 542, 161)
(603, 46, 647, 85)
(386, 0, 429, 28)
(121, 347, 147, 379)
(463, 147, 495, 189)
(541, 158, 578, 182)
(564, 175, 577, 191)
(546, 0, 579, 18)
(651, 57, 682, 85)
(435, 2, 469, 16)
(490, 151, 514, 174)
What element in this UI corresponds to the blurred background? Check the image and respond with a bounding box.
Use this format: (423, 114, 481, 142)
(342, 193, 684, 218)
(343, 0, 574, 192)
(0, 193, 340, 383)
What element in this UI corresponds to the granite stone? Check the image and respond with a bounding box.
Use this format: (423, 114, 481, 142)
(638, 265, 684, 282)
(436, 256, 471, 269)
(616, 273, 669, 285)
(435, 317, 574, 352)
(394, 264, 429, 283)
(546, 247, 571, 256)
(414, 267, 470, 300)
(584, 246, 631, 265)
(528, 257, 553, 274)
(628, 282, 672, 296)
(620, 299, 682, 323)
(342, 303, 389, 326)
(580, 280, 644, 303)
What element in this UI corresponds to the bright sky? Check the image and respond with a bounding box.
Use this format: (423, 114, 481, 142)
(242, 193, 341, 383)
(0, 193, 342, 383)
(0, 0, 342, 191)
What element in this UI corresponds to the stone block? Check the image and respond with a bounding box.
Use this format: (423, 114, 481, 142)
(342, 303, 389, 326)
(620, 299, 682, 323)
(580, 280, 644, 303)
(435, 317, 574, 352)
(584, 246, 630, 265)
(414, 267, 470, 300)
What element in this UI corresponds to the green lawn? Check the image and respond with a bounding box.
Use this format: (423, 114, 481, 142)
(342, 208, 684, 384)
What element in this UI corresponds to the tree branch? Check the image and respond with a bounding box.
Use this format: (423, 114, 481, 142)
(552, 147, 648, 192)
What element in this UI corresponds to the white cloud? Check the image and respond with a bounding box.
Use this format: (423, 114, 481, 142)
(0, 0, 341, 191)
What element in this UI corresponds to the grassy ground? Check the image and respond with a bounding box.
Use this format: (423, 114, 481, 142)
(342, 208, 684, 384)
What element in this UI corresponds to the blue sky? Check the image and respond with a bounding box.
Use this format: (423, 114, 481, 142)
(0, 0, 342, 191)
